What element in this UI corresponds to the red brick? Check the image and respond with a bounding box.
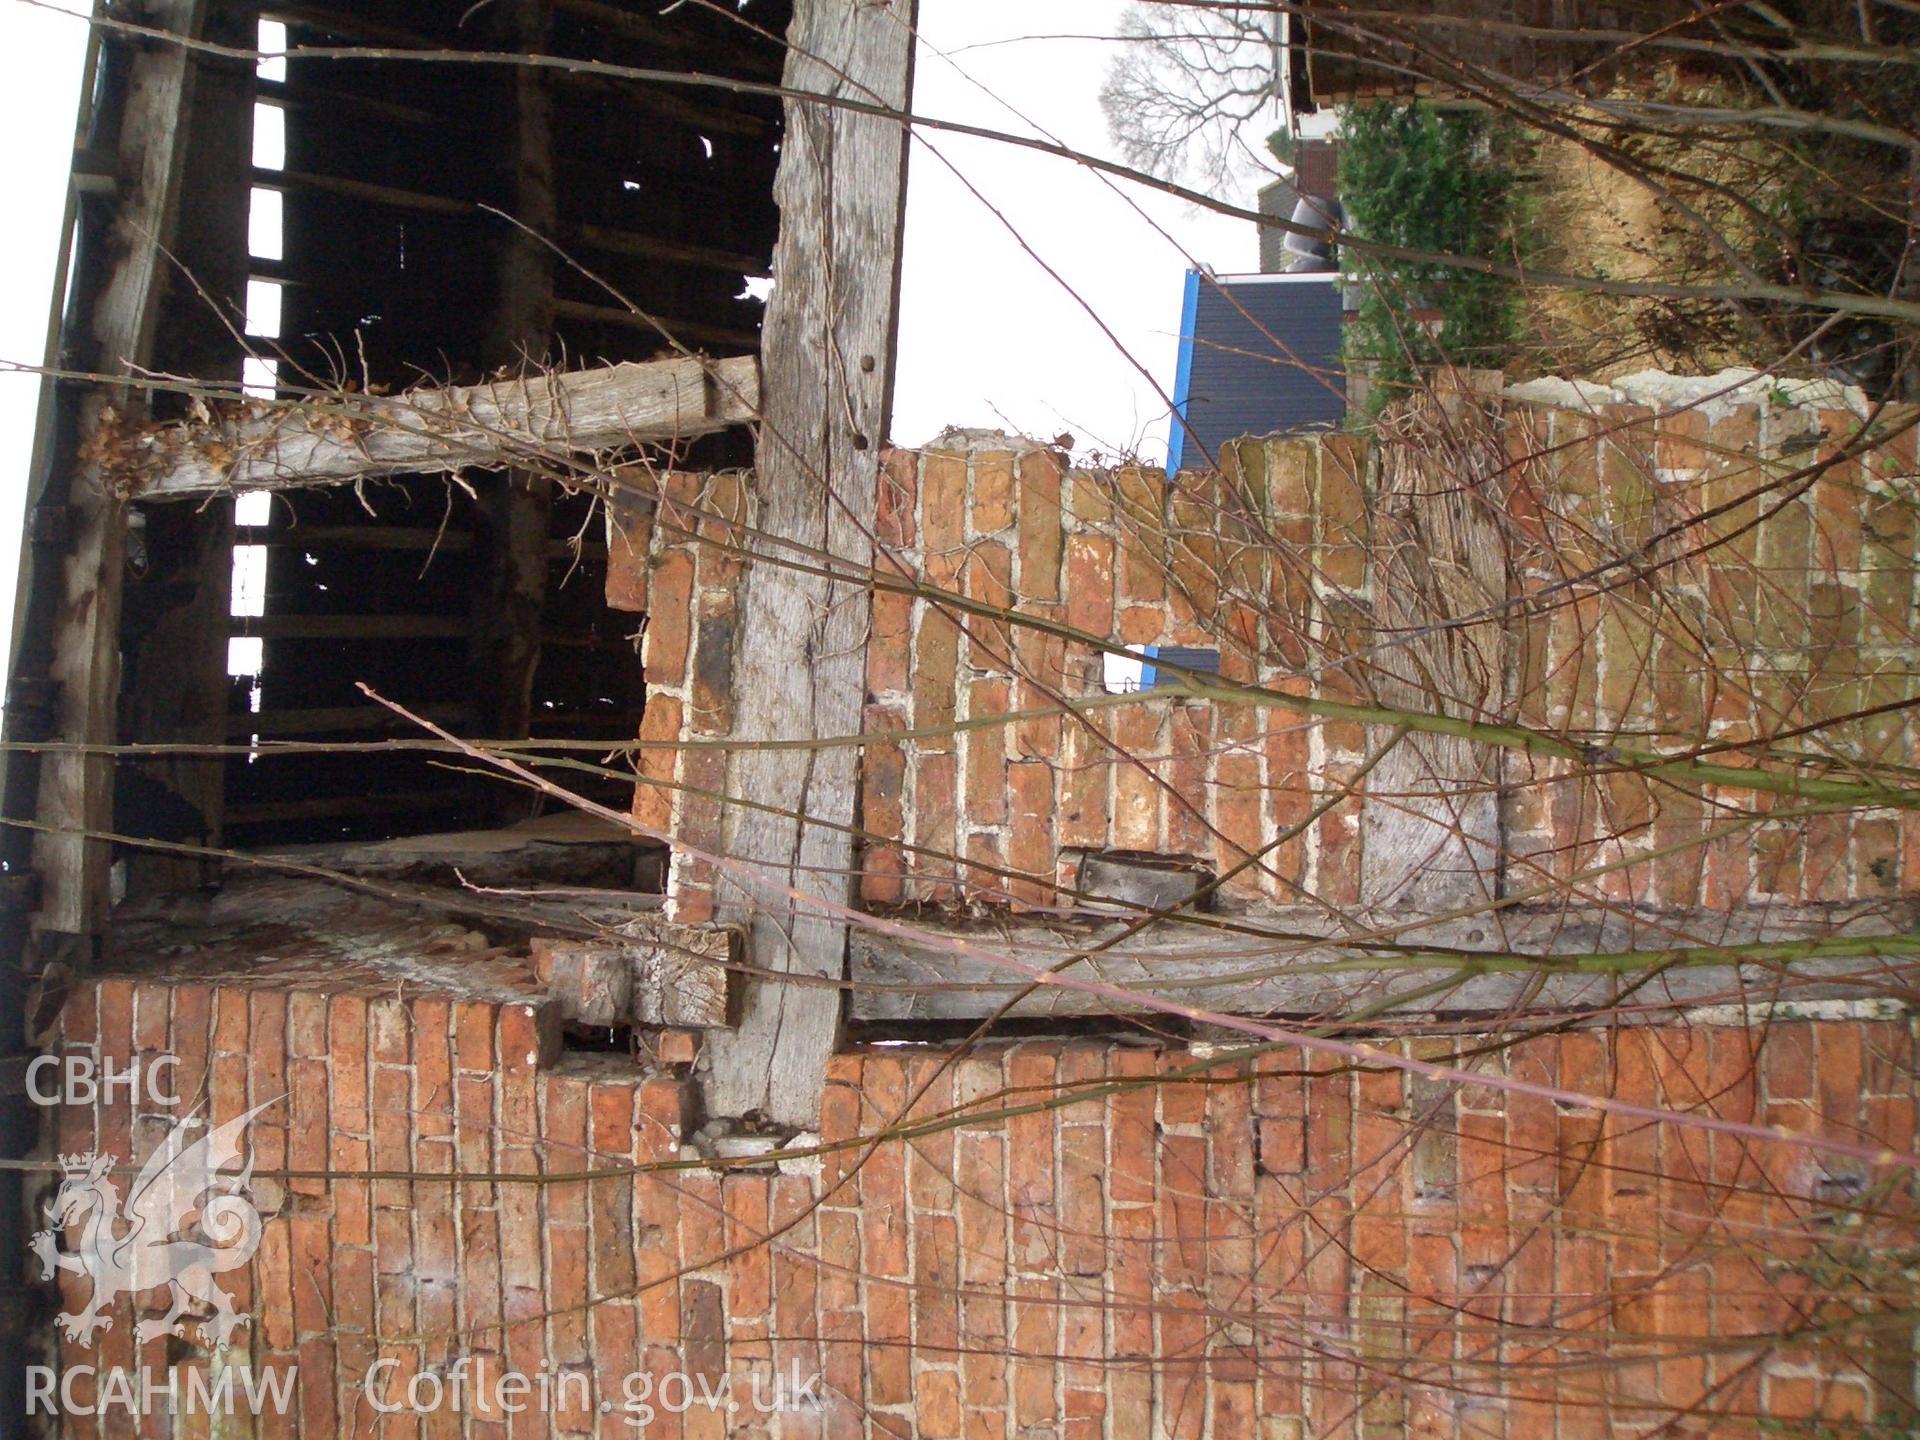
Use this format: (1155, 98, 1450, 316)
(603, 474, 655, 613)
(1006, 760, 1056, 909)
(965, 538, 1016, 664)
(973, 451, 1015, 534)
(914, 1210, 961, 1359)
(1110, 702, 1162, 853)
(914, 751, 958, 901)
(724, 1175, 772, 1322)
(1063, 536, 1115, 642)
(914, 602, 961, 742)
(1011, 1278, 1060, 1429)
(1012, 611, 1067, 759)
(1017, 450, 1065, 602)
(652, 1028, 699, 1067)
(877, 447, 917, 549)
(859, 703, 909, 905)
(412, 998, 453, 1136)
(922, 451, 967, 558)
(867, 587, 913, 696)
(130, 980, 170, 1059)
(964, 677, 1011, 827)
(642, 549, 693, 682)
(918, 1368, 964, 1439)
(633, 693, 682, 835)
(328, 994, 368, 1132)
(287, 1056, 329, 1197)
(1057, 711, 1112, 851)
(1006, 1046, 1059, 1270)
(499, 1000, 556, 1081)
(452, 999, 496, 1074)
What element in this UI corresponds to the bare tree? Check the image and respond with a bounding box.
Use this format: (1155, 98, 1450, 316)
(1099, 1, 1285, 191)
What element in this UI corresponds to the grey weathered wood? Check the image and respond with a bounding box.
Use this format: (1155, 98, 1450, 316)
(120, 355, 761, 499)
(225, 702, 471, 738)
(533, 918, 737, 1030)
(477, 0, 559, 776)
(122, 0, 256, 900)
(31, 0, 208, 937)
(1362, 379, 1513, 910)
(703, 0, 917, 1125)
(848, 903, 1920, 1021)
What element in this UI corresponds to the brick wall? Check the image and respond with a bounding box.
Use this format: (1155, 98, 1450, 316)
(33, 976, 1920, 1437)
(607, 386, 1920, 922)
(1501, 399, 1920, 909)
(854, 437, 1377, 913)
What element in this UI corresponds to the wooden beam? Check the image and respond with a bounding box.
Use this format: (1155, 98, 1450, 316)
(226, 703, 471, 738)
(550, 299, 760, 354)
(533, 917, 738, 1030)
(224, 788, 454, 826)
(120, 355, 761, 499)
(473, 0, 560, 822)
(263, 167, 473, 218)
(236, 615, 468, 641)
(848, 905, 1920, 1022)
(550, 0, 711, 58)
(249, 525, 474, 552)
(31, 0, 207, 937)
(576, 222, 770, 280)
(548, 63, 776, 138)
(701, 0, 916, 1127)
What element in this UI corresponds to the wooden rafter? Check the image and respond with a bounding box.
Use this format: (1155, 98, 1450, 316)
(116, 355, 760, 500)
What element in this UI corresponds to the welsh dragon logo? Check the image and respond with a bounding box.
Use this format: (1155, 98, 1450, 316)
(31, 1097, 279, 1347)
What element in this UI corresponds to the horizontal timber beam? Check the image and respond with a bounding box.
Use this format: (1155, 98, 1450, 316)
(551, 299, 760, 353)
(848, 904, 1920, 1022)
(226, 702, 471, 738)
(117, 355, 760, 500)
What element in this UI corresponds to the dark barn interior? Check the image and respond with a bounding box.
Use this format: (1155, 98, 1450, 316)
(88, 0, 789, 873)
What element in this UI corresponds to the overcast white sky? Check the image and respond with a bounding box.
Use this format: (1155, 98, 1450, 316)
(893, 2, 1258, 453)
(0, 0, 88, 682)
(0, 0, 1266, 679)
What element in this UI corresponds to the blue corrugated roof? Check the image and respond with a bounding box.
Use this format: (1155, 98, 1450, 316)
(1168, 272, 1345, 474)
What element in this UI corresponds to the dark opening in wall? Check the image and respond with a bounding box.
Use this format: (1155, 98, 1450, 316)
(119, 0, 791, 857)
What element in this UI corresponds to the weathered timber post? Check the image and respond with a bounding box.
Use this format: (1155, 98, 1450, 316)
(702, 0, 917, 1125)
(24, 0, 210, 946)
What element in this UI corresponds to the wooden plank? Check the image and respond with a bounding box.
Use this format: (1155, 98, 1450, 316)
(262, 167, 471, 218)
(849, 904, 1920, 1022)
(702, 0, 916, 1126)
(122, 355, 761, 499)
(224, 789, 454, 826)
(534, 917, 738, 1030)
(550, 298, 760, 354)
(31, 0, 208, 937)
(237, 614, 469, 641)
(226, 702, 471, 739)
(250, 525, 474, 552)
(576, 222, 771, 280)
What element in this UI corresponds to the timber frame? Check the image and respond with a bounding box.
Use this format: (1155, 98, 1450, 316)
(0, 0, 914, 1140)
